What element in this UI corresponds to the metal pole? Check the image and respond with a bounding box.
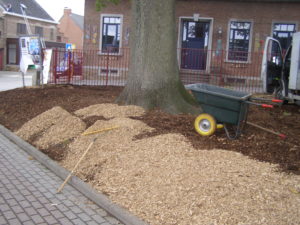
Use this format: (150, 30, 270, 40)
(21, 72, 25, 88)
(40, 48, 44, 88)
(106, 50, 109, 86)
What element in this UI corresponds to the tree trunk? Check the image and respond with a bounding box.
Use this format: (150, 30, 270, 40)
(117, 0, 201, 114)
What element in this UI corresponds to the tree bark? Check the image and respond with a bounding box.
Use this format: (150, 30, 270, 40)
(117, 0, 201, 114)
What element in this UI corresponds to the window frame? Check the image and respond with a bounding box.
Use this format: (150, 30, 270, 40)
(50, 28, 54, 41)
(35, 26, 44, 37)
(57, 36, 62, 42)
(226, 19, 253, 63)
(17, 23, 27, 35)
(99, 14, 123, 55)
(271, 21, 298, 51)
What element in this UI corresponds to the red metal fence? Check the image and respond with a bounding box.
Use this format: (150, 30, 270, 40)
(50, 47, 264, 93)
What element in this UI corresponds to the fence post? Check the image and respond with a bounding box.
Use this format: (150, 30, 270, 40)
(53, 49, 57, 84)
(71, 50, 74, 80)
(80, 50, 83, 80)
(219, 49, 224, 86)
(106, 50, 110, 86)
(67, 50, 71, 84)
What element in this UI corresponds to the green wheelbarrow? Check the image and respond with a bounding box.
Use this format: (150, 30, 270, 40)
(186, 83, 278, 139)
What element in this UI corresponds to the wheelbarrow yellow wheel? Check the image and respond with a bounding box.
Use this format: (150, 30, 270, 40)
(194, 113, 216, 136)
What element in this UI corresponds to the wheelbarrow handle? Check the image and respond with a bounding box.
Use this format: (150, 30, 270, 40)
(246, 101, 274, 108)
(250, 97, 283, 103)
(271, 99, 283, 103)
(261, 104, 274, 108)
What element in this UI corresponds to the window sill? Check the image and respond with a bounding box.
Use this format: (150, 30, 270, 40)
(225, 60, 251, 64)
(180, 68, 209, 73)
(97, 51, 123, 56)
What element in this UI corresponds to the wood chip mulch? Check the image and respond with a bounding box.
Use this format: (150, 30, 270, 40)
(1, 86, 300, 225)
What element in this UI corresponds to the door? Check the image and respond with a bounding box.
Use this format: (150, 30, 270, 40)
(6, 39, 20, 65)
(261, 37, 283, 94)
(181, 20, 210, 70)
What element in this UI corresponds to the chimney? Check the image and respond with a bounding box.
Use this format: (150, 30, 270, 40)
(64, 7, 72, 16)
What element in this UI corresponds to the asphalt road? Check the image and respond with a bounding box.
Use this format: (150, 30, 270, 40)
(0, 71, 32, 92)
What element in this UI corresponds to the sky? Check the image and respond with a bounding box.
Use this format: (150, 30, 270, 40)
(35, 0, 85, 22)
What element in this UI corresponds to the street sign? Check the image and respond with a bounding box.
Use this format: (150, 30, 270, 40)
(66, 43, 72, 50)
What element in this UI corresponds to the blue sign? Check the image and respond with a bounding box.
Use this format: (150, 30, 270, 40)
(66, 43, 72, 50)
(28, 37, 40, 56)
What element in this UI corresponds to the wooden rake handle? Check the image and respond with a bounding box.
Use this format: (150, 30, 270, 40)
(56, 126, 119, 193)
(56, 139, 96, 193)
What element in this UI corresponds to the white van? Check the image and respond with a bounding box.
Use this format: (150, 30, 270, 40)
(261, 32, 300, 105)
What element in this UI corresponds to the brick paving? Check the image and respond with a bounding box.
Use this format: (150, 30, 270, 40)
(0, 133, 123, 225)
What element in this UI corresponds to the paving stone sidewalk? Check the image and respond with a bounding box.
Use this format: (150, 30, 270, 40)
(0, 133, 123, 225)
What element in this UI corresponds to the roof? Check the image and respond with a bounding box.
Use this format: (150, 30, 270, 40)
(0, 0, 55, 22)
(70, 13, 84, 30)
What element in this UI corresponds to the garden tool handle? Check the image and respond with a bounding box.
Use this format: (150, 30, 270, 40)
(247, 121, 286, 139)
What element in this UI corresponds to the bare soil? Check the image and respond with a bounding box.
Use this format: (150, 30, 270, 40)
(1, 85, 300, 225)
(0, 85, 299, 174)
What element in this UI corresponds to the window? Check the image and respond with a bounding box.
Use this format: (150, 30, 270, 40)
(35, 26, 43, 37)
(50, 28, 54, 41)
(101, 15, 122, 53)
(228, 21, 252, 62)
(273, 23, 296, 51)
(17, 23, 27, 35)
(57, 36, 62, 42)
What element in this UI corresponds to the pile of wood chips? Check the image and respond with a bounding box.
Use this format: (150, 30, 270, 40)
(75, 103, 145, 119)
(16, 106, 86, 149)
(17, 104, 300, 225)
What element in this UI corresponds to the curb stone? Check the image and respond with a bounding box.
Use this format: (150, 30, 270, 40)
(0, 124, 148, 225)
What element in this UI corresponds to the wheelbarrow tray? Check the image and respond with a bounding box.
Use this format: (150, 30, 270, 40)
(186, 83, 252, 125)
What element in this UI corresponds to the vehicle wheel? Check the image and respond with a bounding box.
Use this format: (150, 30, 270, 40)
(194, 113, 216, 136)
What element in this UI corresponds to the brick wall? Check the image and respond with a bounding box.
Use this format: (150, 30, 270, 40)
(84, 0, 131, 50)
(58, 9, 83, 49)
(175, 1, 300, 51)
(84, 0, 300, 52)
(83, 0, 300, 84)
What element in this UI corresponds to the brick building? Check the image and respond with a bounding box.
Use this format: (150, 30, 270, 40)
(0, 0, 63, 70)
(81, 0, 300, 89)
(58, 8, 84, 49)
